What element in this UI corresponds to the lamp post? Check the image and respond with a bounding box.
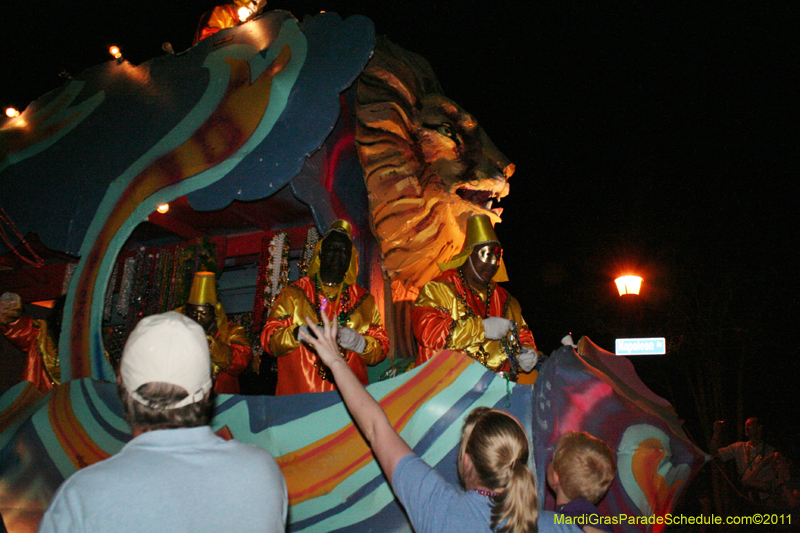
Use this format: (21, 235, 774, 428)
(615, 275, 642, 296)
(615, 274, 642, 341)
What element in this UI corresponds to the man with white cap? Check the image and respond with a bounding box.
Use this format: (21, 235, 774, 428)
(38, 312, 287, 533)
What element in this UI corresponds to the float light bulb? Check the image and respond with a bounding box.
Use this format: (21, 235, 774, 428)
(109, 46, 122, 59)
(5, 107, 20, 118)
(238, 6, 251, 20)
(156, 203, 169, 214)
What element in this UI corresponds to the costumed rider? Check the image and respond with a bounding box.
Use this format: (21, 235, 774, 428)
(411, 214, 538, 382)
(177, 272, 253, 395)
(193, 0, 267, 44)
(261, 220, 389, 395)
(1, 292, 61, 393)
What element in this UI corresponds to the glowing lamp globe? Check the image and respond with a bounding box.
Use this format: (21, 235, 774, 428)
(156, 203, 170, 214)
(615, 275, 642, 296)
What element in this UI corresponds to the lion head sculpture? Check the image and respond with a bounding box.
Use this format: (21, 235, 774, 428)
(355, 37, 514, 293)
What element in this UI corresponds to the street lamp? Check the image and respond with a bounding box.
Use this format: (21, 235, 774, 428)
(615, 275, 642, 296)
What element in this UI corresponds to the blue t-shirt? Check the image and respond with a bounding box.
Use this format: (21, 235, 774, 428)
(392, 453, 582, 533)
(38, 426, 287, 533)
(555, 498, 612, 532)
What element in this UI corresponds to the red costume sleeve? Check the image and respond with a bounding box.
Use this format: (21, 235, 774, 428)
(1, 315, 54, 392)
(1, 314, 39, 352)
(212, 330, 253, 395)
(226, 341, 252, 377)
(362, 324, 389, 366)
(518, 325, 536, 351)
(410, 304, 452, 354)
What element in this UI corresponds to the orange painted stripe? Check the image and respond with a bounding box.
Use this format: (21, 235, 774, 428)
(48, 383, 111, 470)
(0, 383, 44, 434)
(216, 425, 234, 441)
(632, 437, 684, 531)
(278, 351, 472, 504)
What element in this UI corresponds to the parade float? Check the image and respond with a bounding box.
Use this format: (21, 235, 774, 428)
(0, 9, 705, 532)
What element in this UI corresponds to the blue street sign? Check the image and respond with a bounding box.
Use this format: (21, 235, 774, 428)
(615, 337, 666, 356)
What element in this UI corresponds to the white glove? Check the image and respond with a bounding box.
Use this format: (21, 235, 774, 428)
(295, 324, 311, 341)
(517, 348, 538, 372)
(483, 317, 512, 340)
(561, 334, 577, 348)
(337, 326, 366, 354)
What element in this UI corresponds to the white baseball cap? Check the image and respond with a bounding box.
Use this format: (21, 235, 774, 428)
(121, 311, 212, 409)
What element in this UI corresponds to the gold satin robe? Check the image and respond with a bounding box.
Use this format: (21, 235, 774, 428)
(411, 269, 536, 376)
(261, 276, 388, 395)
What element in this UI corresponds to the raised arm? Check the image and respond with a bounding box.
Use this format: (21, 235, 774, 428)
(300, 311, 412, 483)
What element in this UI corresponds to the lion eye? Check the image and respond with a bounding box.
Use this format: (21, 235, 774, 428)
(433, 123, 460, 145)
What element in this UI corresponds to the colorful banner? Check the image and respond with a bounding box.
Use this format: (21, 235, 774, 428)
(0, 345, 704, 532)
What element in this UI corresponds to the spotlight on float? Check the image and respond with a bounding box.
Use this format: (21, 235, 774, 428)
(5, 107, 20, 118)
(156, 204, 169, 214)
(109, 45, 122, 59)
(615, 275, 642, 296)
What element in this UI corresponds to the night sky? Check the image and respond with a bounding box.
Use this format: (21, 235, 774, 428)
(2, 2, 798, 451)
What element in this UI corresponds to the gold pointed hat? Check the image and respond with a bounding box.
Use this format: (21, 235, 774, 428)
(188, 271, 218, 306)
(437, 214, 508, 282)
(306, 220, 360, 285)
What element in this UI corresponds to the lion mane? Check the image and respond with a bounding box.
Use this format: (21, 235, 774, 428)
(356, 37, 514, 293)
(355, 37, 515, 359)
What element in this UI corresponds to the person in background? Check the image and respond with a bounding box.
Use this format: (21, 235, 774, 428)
(713, 418, 793, 507)
(0, 292, 61, 393)
(38, 311, 287, 532)
(298, 311, 581, 533)
(178, 271, 254, 395)
(547, 431, 616, 533)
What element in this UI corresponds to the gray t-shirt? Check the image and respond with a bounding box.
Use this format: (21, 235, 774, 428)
(38, 426, 287, 533)
(392, 453, 582, 533)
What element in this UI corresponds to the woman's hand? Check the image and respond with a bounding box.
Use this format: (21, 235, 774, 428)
(298, 310, 340, 367)
(298, 303, 413, 483)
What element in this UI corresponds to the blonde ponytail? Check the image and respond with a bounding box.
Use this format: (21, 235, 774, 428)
(460, 408, 539, 533)
(492, 459, 538, 533)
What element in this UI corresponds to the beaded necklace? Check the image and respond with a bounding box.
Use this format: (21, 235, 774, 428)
(472, 489, 500, 498)
(0, 206, 45, 267)
(501, 321, 522, 382)
(312, 274, 352, 381)
(457, 266, 495, 318)
(313, 274, 351, 326)
(456, 268, 522, 385)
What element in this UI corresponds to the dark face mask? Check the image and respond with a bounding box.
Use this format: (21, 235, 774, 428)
(318, 231, 352, 285)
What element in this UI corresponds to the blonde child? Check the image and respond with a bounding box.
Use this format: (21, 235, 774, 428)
(547, 431, 616, 533)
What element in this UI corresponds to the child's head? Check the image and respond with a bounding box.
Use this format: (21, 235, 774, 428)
(548, 431, 616, 504)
